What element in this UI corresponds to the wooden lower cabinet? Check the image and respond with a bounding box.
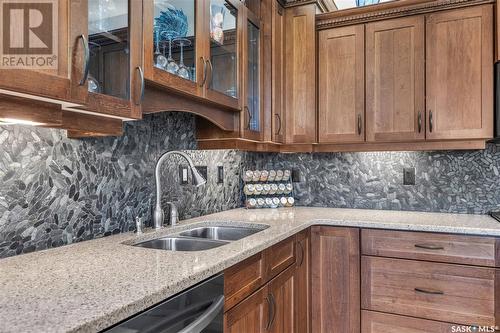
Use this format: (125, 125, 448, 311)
(224, 286, 269, 333)
(361, 256, 496, 326)
(361, 311, 457, 333)
(268, 266, 296, 333)
(294, 230, 310, 333)
(311, 226, 361, 333)
(224, 265, 297, 333)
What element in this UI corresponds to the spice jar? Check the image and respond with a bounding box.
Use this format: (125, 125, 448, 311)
(283, 169, 291, 181)
(260, 170, 269, 182)
(268, 170, 277, 182)
(262, 184, 271, 195)
(244, 184, 255, 195)
(246, 198, 257, 208)
(252, 170, 261, 182)
(275, 170, 284, 181)
(243, 170, 253, 182)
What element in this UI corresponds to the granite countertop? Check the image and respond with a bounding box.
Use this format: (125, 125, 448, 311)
(1, 207, 500, 333)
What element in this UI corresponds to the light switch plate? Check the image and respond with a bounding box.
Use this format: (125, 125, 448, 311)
(179, 165, 189, 185)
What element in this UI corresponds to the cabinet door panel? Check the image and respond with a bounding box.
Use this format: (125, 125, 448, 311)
(284, 4, 316, 144)
(366, 16, 425, 142)
(268, 265, 296, 333)
(142, 0, 202, 98)
(224, 286, 268, 333)
(426, 5, 493, 140)
(0, 1, 82, 102)
(318, 25, 365, 143)
(294, 229, 310, 333)
(271, 2, 285, 143)
(311, 226, 360, 333)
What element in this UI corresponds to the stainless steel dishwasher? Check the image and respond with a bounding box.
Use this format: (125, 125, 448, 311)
(103, 274, 224, 333)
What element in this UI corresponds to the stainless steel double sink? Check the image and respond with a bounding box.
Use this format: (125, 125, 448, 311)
(133, 225, 269, 252)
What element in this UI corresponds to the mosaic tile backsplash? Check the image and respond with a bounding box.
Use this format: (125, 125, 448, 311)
(0, 112, 243, 258)
(2, 109, 500, 258)
(250, 144, 500, 215)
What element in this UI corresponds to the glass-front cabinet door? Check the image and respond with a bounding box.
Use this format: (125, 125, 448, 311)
(81, 0, 143, 119)
(143, 0, 202, 97)
(241, 10, 262, 140)
(204, 0, 241, 110)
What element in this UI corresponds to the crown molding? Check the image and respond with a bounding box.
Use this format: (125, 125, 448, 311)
(316, 0, 493, 29)
(283, 0, 335, 12)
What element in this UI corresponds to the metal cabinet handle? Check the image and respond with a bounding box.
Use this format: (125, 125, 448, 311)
(414, 243, 444, 250)
(206, 59, 213, 86)
(135, 66, 144, 105)
(269, 293, 276, 330)
(418, 111, 422, 133)
(200, 57, 207, 87)
(429, 110, 433, 133)
(357, 114, 362, 135)
(415, 287, 444, 295)
(178, 296, 224, 333)
(265, 294, 274, 330)
(275, 113, 282, 135)
(78, 34, 90, 86)
(297, 240, 305, 267)
(245, 106, 252, 130)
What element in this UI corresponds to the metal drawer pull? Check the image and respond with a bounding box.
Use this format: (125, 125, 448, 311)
(429, 110, 433, 133)
(78, 34, 90, 86)
(297, 240, 305, 267)
(275, 113, 282, 135)
(357, 114, 362, 135)
(418, 111, 422, 133)
(245, 106, 252, 130)
(135, 66, 144, 105)
(178, 295, 224, 333)
(200, 57, 207, 87)
(265, 294, 275, 330)
(414, 243, 444, 250)
(415, 287, 444, 295)
(206, 59, 213, 85)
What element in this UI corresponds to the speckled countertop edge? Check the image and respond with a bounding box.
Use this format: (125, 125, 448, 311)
(1, 207, 500, 333)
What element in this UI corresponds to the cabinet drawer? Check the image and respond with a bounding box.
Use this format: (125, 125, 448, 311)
(362, 229, 498, 267)
(264, 236, 296, 281)
(361, 256, 496, 326)
(225, 253, 265, 311)
(362, 310, 456, 333)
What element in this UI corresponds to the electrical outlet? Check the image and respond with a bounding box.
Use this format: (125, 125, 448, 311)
(179, 165, 189, 185)
(194, 166, 208, 183)
(292, 169, 302, 183)
(403, 167, 416, 185)
(217, 166, 224, 184)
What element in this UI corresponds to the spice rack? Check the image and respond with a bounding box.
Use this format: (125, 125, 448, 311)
(242, 169, 295, 209)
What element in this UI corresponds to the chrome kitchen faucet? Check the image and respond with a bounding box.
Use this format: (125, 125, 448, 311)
(153, 151, 207, 229)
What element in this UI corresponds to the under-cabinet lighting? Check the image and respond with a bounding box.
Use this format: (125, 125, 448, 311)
(0, 118, 46, 126)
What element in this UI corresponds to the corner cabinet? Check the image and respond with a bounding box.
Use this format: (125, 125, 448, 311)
(142, 0, 241, 111)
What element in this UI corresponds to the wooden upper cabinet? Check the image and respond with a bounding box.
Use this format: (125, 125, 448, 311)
(365, 16, 425, 142)
(241, 8, 264, 141)
(426, 5, 493, 140)
(311, 226, 360, 333)
(284, 4, 317, 144)
(143, 0, 241, 111)
(0, 1, 85, 103)
(271, 1, 285, 144)
(142, 0, 204, 99)
(318, 25, 365, 143)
